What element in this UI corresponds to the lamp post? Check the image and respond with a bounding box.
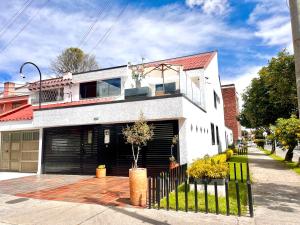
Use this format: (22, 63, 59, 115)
(19, 62, 42, 109)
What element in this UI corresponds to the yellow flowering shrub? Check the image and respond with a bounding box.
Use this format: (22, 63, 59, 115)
(187, 154, 229, 179)
(226, 149, 234, 160)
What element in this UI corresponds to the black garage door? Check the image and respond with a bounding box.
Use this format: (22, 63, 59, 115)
(42, 121, 178, 177)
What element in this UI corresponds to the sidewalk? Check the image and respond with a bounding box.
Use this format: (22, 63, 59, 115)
(248, 147, 300, 225)
(0, 149, 300, 224)
(0, 193, 253, 225)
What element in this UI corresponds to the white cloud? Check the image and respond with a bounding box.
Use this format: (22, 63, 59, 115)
(186, 0, 229, 15)
(248, 0, 292, 51)
(0, 1, 250, 82)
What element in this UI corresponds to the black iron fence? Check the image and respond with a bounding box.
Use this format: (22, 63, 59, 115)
(148, 162, 254, 217)
(237, 146, 248, 155)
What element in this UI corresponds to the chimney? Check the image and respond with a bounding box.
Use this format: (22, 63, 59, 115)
(3, 82, 15, 97)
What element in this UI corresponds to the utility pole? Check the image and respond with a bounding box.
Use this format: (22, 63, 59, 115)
(289, 0, 300, 114)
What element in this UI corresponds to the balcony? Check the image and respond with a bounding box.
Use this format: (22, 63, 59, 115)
(125, 63, 206, 109)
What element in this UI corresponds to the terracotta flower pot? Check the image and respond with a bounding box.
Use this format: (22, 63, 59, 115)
(96, 168, 106, 178)
(129, 168, 147, 207)
(169, 162, 179, 170)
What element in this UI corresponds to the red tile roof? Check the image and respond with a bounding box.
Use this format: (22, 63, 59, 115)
(28, 77, 72, 90)
(0, 95, 28, 104)
(0, 104, 33, 122)
(146, 51, 216, 70)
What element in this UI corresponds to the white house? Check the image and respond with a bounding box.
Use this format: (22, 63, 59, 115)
(0, 51, 232, 176)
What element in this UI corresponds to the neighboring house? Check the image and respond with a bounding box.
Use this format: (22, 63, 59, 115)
(0, 51, 232, 176)
(0, 82, 39, 173)
(221, 84, 242, 144)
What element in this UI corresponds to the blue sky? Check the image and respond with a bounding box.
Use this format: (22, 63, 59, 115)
(0, 0, 292, 94)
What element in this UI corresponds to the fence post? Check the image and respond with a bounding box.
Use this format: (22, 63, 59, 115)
(175, 179, 179, 211)
(240, 163, 244, 183)
(247, 180, 254, 217)
(194, 180, 198, 213)
(225, 178, 230, 216)
(228, 163, 231, 181)
(214, 181, 219, 215)
(185, 178, 188, 212)
(152, 177, 156, 205)
(235, 180, 241, 217)
(156, 176, 160, 210)
(234, 163, 237, 181)
(204, 179, 208, 214)
(166, 176, 169, 211)
(148, 177, 152, 209)
(246, 162, 250, 181)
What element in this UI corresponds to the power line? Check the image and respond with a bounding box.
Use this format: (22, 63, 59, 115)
(0, 0, 50, 54)
(88, 4, 128, 55)
(0, 0, 35, 40)
(78, 0, 112, 48)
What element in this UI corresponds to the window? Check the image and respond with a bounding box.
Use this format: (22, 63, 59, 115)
(216, 126, 220, 145)
(33, 88, 64, 103)
(214, 91, 220, 109)
(155, 82, 176, 94)
(80, 82, 97, 99)
(211, 123, 215, 145)
(97, 78, 121, 97)
(23, 131, 39, 141)
(80, 78, 121, 99)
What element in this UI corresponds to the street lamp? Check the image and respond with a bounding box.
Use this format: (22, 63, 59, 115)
(19, 62, 42, 109)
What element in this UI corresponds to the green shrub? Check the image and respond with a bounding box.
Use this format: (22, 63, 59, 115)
(254, 139, 265, 148)
(226, 149, 234, 160)
(187, 154, 229, 179)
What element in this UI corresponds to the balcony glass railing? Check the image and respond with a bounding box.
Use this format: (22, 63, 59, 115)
(126, 64, 206, 109)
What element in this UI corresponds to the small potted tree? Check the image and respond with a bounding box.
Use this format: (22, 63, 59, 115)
(123, 112, 154, 206)
(169, 135, 179, 169)
(96, 165, 106, 178)
(125, 60, 150, 99)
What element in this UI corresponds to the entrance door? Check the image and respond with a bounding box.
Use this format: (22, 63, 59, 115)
(0, 132, 21, 171)
(98, 125, 118, 175)
(1, 133, 11, 170)
(80, 126, 99, 174)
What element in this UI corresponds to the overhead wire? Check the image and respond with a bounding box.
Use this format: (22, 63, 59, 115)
(0, 0, 50, 54)
(0, 0, 35, 40)
(88, 3, 128, 55)
(78, 0, 112, 48)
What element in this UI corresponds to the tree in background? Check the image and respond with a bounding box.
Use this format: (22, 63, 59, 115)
(50, 47, 99, 75)
(274, 116, 300, 161)
(239, 50, 297, 129)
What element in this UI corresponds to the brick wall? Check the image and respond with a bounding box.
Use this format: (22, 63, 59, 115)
(221, 84, 241, 144)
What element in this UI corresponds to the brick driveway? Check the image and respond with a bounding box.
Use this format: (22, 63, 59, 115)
(0, 174, 130, 207)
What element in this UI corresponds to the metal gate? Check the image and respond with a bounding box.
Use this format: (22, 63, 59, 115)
(0, 130, 39, 172)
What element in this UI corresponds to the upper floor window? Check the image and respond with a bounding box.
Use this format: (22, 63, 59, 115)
(155, 82, 176, 95)
(216, 126, 220, 145)
(80, 78, 121, 99)
(32, 88, 64, 104)
(80, 82, 97, 99)
(97, 78, 121, 97)
(214, 91, 220, 109)
(211, 123, 215, 145)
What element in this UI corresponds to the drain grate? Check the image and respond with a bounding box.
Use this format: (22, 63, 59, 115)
(6, 198, 28, 204)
